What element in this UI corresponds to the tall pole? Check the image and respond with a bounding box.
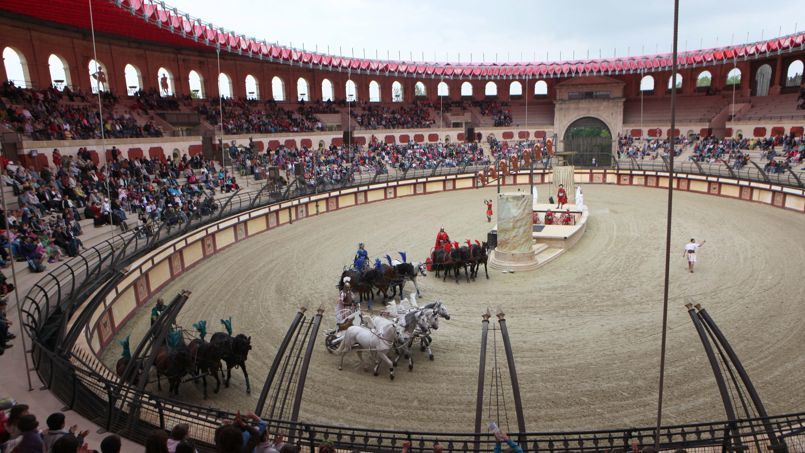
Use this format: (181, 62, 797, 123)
(524, 75, 529, 133)
(216, 47, 226, 170)
(87, 0, 113, 228)
(497, 311, 526, 447)
(654, 0, 680, 449)
(347, 69, 352, 150)
(474, 311, 491, 452)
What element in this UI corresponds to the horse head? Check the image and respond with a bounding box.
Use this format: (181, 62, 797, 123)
(430, 301, 451, 320)
(415, 261, 427, 277)
(371, 315, 397, 342)
(233, 334, 252, 362)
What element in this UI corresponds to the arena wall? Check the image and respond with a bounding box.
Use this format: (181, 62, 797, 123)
(79, 168, 804, 358)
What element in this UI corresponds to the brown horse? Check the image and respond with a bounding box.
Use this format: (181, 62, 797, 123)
(115, 356, 144, 385)
(154, 343, 192, 396)
(188, 338, 224, 399)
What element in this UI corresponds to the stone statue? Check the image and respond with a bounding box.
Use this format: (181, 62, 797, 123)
(576, 186, 584, 209)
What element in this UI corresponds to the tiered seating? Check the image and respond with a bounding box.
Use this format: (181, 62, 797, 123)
(623, 96, 729, 124)
(509, 103, 554, 126)
(733, 94, 805, 121)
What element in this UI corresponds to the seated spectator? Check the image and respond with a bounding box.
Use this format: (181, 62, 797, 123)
(167, 424, 195, 453)
(145, 430, 169, 453)
(9, 414, 43, 452)
(43, 412, 88, 451)
(100, 434, 122, 453)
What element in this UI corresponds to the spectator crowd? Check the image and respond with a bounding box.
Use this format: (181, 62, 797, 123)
(0, 83, 163, 141)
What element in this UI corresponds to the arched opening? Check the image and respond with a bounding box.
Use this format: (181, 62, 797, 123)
(437, 81, 449, 97)
(509, 81, 523, 97)
(245, 74, 259, 100)
(3, 47, 31, 88)
(696, 70, 712, 88)
(786, 60, 803, 87)
(369, 80, 381, 102)
(414, 81, 426, 97)
(157, 68, 174, 96)
(321, 79, 334, 101)
(484, 81, 498, 97)
(297, 77, 310, 102)
(218, 73, 233, 98)
(48, 54, 71, 91)
(345, 80, 357, 101)
(755, 64, 772, 96)
(460, 81, 473, 97)
(188, 70, 204, 98)
(88, 59, 108, 93)
(562, 116, 613, 167)
(668, 73, 683, 90)
(726, 68, 741, 86)
(534, 80, 548, 96)
(639, 75, 655, 92)
(272, 76, 285, 101)
(391, 80, 403, 102)
(124, 63, 143, 96)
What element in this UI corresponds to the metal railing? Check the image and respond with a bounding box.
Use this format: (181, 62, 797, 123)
(20, 163, 805, 452)
(615, 158, 805, 188)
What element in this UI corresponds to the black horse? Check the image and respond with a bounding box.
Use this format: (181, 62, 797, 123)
(210, 332, 252, 394)
(154, 343, 193, 396)
(338, 269, 374, 302)
(188, 338, 224, 399)
(468, 241, 490, 279)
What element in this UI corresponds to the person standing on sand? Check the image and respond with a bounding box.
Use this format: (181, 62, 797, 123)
(484, 199, 494, 222)
(683, 238, 706, 273)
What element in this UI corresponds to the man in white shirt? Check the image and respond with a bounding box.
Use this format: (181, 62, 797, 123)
(683, 238, 706, 273)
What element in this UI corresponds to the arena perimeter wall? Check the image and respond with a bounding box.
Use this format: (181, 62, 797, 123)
(81, 168, 804, 358)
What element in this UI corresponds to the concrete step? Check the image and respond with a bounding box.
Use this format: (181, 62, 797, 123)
(536, 246, 563, 265)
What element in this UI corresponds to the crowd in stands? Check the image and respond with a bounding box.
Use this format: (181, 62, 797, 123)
(350, 104, 435, 129)
(198, 99, 325, 134)
(132, 89, 184, 113)
(1, 403, 123, 452)
(0, 83, 163, 141)
(232, 138, 489, 190)
(1, 148, 237, 277)
(476, 100, 512, 127)
(688, 134, 804, 171)
(617, 135, 686, 159)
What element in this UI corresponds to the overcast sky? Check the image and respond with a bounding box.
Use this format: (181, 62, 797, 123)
(164, 0, 805, 62)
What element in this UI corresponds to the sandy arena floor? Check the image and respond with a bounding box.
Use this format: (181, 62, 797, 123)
(101, 184, 805, 433)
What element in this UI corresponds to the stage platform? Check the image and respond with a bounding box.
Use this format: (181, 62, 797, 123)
(490, 203, 589, 271)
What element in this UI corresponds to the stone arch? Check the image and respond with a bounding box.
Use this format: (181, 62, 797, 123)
(48, 53, 71, 90)
(485, 81, 498, 97)
(272, 76, 285, 101)
(88, 59, 109, 93)
(158, 67, 175, 96)
(124, 63, 143, 95)
(561, 116, 614, 167)
(245, 74, 259, 99)
(3, 47, 31, 88)
(188, 69, 205, 98)
(321, 78, 334, 101)
(218, 73, 233, 98)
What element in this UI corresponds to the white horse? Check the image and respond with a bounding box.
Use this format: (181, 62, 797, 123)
(336, 315, 399, 380)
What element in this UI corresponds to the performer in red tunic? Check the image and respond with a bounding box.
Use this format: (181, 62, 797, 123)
(544, 210, 555, 225)
(484, 199, 494, 223)
(434, 228, 451, 251)
(556, 184, 568, 209)
(532, 211, 541, 224)
(560, 209, 573, 225)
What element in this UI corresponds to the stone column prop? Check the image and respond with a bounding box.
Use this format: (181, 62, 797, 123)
(489, 192, 540, 271)
(551, 165, 576, 203)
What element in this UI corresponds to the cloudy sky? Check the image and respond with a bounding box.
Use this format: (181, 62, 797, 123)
(165, 0, 804, 62)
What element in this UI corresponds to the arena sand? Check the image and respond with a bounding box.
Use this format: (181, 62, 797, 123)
(102, 184, 805, 433)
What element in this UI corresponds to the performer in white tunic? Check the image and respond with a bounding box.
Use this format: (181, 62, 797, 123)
(575, 186, 584, 209)
(683, 238, 706, 273)
(531, 185, 539, 210)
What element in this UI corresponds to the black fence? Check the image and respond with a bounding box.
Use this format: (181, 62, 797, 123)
(20, 164, 805, 452)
